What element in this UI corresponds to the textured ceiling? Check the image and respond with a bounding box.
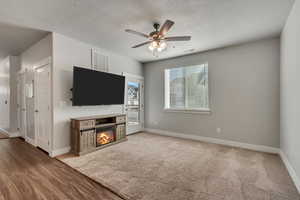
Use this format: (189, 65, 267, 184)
(0, 22, 48, 60)
(0, 0, 294, 62)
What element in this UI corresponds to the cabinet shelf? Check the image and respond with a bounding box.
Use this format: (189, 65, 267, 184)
(95, 123, 116, 128)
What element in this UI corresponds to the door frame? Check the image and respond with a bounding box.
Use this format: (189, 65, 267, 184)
(17, 70, 27, 139)
(33, 57, 52, 152)
(122, 72, 144, 135)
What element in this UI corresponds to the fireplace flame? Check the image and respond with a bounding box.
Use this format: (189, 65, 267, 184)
(98, 132, 113, 145)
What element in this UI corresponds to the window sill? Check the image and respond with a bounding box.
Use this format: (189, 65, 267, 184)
(164, 108, 211, 115)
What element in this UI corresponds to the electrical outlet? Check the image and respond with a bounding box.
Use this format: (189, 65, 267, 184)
(216, 128, 222, 134)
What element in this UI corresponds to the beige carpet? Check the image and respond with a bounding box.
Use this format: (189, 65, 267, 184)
(59, 133, 300, 200)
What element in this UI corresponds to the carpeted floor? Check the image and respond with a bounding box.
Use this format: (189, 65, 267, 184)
(59, 133, 300, 200)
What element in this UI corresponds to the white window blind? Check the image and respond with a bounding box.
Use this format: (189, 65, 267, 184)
(165, 63, 209, 111)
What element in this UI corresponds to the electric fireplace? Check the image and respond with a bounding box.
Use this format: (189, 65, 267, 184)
(96, 126, 116, 147)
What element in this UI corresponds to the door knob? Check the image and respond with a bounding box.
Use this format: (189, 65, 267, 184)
(35, 110, 39, 113)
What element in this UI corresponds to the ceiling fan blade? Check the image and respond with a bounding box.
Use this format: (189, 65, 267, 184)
(165, 36, 191, 41)
(125, 29, 149, 38)
(132, 41, 151, 48)
(159, 20, 175, 36)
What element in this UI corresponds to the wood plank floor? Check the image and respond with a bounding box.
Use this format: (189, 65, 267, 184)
(0, 138, 123, 200)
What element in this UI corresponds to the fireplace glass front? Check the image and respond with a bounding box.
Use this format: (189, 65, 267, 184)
(96, 126, 116, 146)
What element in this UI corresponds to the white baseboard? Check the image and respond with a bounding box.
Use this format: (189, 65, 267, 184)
(9, 131, 21, 138)
(0, 127, 9, 136)
(279, 151, 300, 193)
(50, 146, 71, 157)
(144, 128, 279, 154)
(0, 128, 21, 138)
(25, 137, 36, 146)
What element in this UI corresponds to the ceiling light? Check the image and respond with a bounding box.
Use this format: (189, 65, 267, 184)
(126, 20, 191, 56)
(152, 41, 159, 48)
(148, 45, 155, 51)
(149, 41, 167, 53)
(160, 41, 166, 49)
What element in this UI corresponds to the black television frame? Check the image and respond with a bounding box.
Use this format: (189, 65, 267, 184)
(72, 66, 125, 106)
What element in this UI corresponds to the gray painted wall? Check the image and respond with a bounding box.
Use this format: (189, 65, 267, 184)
(52, 33, 143, 150)
(280, 0, 300, 183)
(144, 38, 280, 147)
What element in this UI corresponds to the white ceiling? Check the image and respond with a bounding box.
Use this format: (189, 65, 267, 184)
(0, 22, 48, 60)
(0, 0, 294, 62)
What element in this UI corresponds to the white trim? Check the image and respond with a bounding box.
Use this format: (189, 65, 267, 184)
(144, 128, 279, 154)
(122, 72, 144, 80)
(50, 147, 71, 157)
(0, 129, 21, 138)
(17, 71, 27, 139)
(164, 63, 211, 113)
(123, 72, 145, 134)
(25, 136, 36, 146)
(9, 131, 21, 138)
(32, 57, 52, 69)
(0, 128, 9, 136)
(164, 108, 211, 114)
(279, 151, 300, 193)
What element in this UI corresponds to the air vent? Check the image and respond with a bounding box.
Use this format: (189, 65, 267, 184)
(91, 49, 109, 72)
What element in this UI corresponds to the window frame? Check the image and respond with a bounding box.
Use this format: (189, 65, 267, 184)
(164, 63, 211, 114)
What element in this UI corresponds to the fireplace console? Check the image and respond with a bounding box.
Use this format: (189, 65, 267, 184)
(71, 114, 127, 156)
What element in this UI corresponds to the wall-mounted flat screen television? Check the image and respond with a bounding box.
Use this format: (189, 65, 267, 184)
(72, 66, 125, 106)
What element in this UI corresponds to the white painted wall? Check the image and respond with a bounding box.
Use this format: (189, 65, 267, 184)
(144, 38, 280, 148)
(20, 34, 52, 71)
(0, 56, 20, 134)
(280, 0, 300, 186)
(0, 57, 10, 131)
(52, 33, 143, 151)
(20, 34, 52, 140)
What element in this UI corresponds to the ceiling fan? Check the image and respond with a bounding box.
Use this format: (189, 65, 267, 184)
(125, 20, 191, 53)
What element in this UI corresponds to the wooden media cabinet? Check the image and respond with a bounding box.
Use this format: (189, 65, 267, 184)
(71, 114, 127, 156)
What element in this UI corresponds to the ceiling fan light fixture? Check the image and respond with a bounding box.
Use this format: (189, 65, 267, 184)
(148, 44, 155, 51)
(152, 41, 159, 47)
(157, 42, 167, 52)
(149, 40, 167, 52)
(126, 19, 191, 55)
(159, 41, 167, 49)
(148, 41, 156, 51)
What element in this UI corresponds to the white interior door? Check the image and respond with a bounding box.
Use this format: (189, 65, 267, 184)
(34, 64, 51, 152)
(124, 74, 144, 135)
(18, 73, 26, 138)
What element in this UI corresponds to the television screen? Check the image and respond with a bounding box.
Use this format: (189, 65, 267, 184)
(72, 66, 125, 106)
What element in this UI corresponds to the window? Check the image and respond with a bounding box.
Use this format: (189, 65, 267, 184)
(164, 63, 210, 112)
